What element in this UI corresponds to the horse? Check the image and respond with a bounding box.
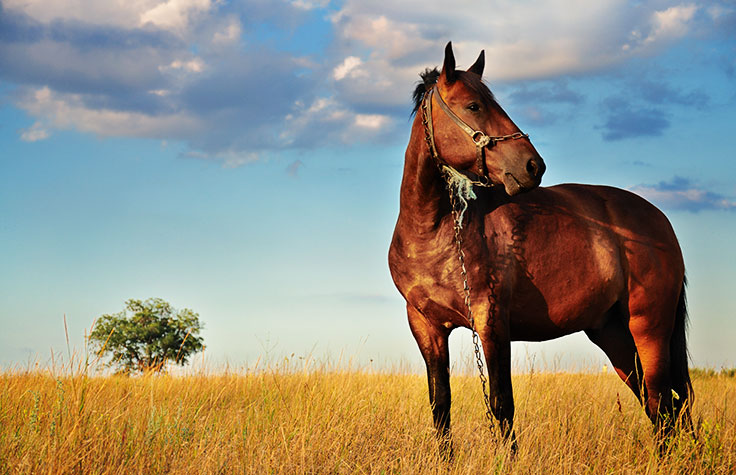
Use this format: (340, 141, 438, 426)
(388, 42, 692, 456)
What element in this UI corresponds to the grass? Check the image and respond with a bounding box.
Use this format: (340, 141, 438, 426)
(1, 360, 734, 474)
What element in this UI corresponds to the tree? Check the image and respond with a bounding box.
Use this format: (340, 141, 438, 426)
(89, 298, 204, 373)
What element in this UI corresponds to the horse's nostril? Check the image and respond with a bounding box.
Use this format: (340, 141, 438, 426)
(526, 158, 545, 179)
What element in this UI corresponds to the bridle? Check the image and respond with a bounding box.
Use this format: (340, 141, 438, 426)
(421, 86, 529, 187)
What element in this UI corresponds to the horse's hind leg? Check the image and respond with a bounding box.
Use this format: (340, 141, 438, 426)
(585, 312, 645, 402)
(407, 305, 453, 459)
(628, 301, 678, 442)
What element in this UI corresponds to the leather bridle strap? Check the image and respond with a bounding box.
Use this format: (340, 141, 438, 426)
(424, 87, 529, 185)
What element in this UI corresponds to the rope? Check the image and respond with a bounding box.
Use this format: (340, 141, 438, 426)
(441, 165, 477, 227)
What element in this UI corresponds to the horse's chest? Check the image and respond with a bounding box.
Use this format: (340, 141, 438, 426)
(389, 237, 478, 325)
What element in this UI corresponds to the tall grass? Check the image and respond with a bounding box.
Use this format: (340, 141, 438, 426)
(1, 359, 734, 473)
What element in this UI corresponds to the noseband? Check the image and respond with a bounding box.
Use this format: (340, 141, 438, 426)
(421, 86, 529, 187)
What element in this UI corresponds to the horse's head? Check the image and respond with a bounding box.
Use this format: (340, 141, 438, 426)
(417, 42, 545, 195)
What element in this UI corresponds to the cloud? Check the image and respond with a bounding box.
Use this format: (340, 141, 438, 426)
(19, 120, 49, 141)
(598, 77, 710, 140)
(331, 1, 704, 86)
(3, 0, 215, 34)
(507, 80, 585, 126)
(630, 176, 736, 212)
(0, 0, 728, 163)
(634, 79, 709, 108)
(1, 1, 331, 159)
(638, 4, 697, 48)
(509, 82, 585, 106)
(281, 97, 396, 148)
(599, 96, 670, 141)
(333, 56, 365, 81)
(140, 0, 214, 33)
(17, 86, 201, 139)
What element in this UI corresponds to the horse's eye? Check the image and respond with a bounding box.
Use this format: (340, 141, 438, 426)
(467, 103, 480, 112)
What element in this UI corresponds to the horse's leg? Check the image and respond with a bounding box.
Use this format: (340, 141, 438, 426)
(407, 305, 453, 459)
(628, 305, 677, 445)
(479, 314, 517, 452)
(585, 312, 645, 402)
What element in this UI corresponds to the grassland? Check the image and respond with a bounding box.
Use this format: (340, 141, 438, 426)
(1, 361, 734, 474)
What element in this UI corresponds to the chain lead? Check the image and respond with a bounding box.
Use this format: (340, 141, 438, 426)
(448, 193, 496, 429)
(421, 87, 500, 431)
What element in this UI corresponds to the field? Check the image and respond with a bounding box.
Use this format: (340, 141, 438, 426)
(1, 361, 734, 474)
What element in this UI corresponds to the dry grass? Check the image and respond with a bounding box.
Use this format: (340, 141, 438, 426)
(1, 360, 734, 474)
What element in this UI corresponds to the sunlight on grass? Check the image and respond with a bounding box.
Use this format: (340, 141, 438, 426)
(1, 358, 734, 473)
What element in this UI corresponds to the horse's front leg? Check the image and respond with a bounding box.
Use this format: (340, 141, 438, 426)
(479, 309, 517, 452)
(407, 304, 453, 459)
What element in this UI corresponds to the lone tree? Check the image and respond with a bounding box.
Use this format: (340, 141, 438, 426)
(89, 298, 204, 373)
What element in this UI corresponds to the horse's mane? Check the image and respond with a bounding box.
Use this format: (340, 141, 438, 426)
(411, 67, 496, 117)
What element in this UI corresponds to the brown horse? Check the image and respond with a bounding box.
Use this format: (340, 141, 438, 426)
(388, 42, 692, 455)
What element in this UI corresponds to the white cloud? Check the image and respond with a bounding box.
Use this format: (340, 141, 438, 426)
(164, 58, 206, 73)
(18, 87, 200, 139)
(140, 0, 213, 32)
(4, 0, 216, 34)
(648, 4, 698, 42)
(1, 0, 721, 160)
(19, 121, 50, 142)
(212, 17, 242, 45)
(2, 0, 152, 28)
(291, 0, 330, 10)
(332, 1, 704, 85)
(282, 97, 393, 146)
(625, 4, 698, 51)
(354, 114, 389, 130)
(333, 56, 364, 80)
(630, 177, 736, 212)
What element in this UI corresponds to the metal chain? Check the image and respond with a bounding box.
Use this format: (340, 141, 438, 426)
(447, 192, 496, 429)
(421, 88, 500, 430)
(492, 132, 528, 143)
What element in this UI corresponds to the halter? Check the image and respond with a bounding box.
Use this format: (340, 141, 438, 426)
(421, 86, 529, 187)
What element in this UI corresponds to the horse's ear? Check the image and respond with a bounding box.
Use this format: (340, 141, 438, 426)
(442, 41, 456, 83)
(468, 50, 485, 77)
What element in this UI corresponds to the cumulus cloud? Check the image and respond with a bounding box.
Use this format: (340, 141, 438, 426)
(331, 1, 702, 86)
(0, 0, 728, 163)
(3, 0, 215, 33)
(630, 176, 736, 212)
(627, 4, 698, 51)
(0, 0, 330, 162)
(17, 86, 201, 138)
(140, 0, 213, 33)
(333, 56, 365, 81)
(281, 97, 395, 147)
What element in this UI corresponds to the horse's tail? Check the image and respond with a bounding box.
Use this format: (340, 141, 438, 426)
(671, 276, 693, 428)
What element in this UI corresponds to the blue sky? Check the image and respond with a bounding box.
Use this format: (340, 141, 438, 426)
(1, 0, 735, 371)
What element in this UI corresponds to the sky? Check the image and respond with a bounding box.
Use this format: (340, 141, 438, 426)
(1, 0, 735, 372)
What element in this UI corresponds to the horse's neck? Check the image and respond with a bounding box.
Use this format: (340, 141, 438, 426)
(397, 122, 449, 234)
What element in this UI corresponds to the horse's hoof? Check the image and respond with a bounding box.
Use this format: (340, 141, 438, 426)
(439, 439, 455, 463)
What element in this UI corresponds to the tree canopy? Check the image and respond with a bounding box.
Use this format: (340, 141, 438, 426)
(89, 298, 204, 373)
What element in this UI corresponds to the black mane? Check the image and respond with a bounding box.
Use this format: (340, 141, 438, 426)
(411, 68, 440, 116)
(410, 67, 496, 117)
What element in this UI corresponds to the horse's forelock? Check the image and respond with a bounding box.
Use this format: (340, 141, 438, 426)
(411, 68, 440, 117)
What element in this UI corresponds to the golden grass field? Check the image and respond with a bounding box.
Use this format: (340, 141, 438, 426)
(1, 360, 734, 474)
